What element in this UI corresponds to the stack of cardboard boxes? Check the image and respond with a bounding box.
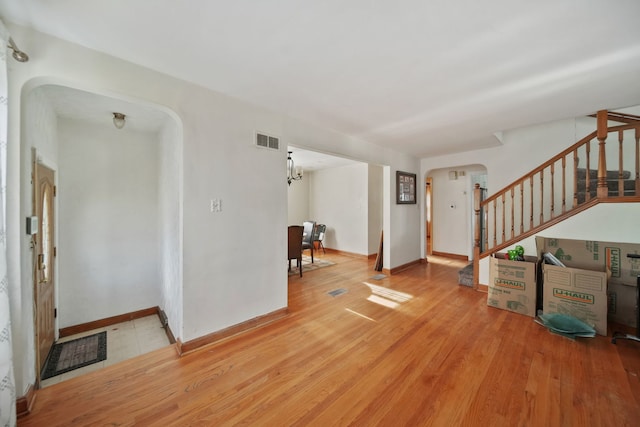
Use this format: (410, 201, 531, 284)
(487, 236, 640, 336)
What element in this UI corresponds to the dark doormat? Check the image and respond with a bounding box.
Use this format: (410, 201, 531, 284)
(41, 331, 107, 380)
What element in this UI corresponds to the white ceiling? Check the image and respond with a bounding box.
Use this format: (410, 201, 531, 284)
(2, 0, 640, 159)
(34, 84, 359, 170)
(287, 147, 362, 171)
(37, 85, 171, 133)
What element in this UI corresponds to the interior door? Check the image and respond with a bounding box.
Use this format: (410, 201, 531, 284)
(35, 162, 56, 378)
(425, 178, 433, 256)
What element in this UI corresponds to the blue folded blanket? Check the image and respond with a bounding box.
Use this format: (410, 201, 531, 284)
(535, 312, 596, 340)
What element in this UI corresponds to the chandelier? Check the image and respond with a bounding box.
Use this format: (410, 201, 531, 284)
(287, 151, 303, 185)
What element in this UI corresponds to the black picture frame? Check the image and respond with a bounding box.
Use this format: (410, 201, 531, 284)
(396, 171, 416, 204)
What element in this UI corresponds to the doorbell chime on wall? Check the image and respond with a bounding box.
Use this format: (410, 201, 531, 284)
(26, 216, 38, 235)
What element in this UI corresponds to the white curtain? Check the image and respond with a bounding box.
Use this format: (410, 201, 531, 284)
(0, 20, 17, 427)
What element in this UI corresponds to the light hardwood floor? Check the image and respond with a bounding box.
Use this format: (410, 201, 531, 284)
(19, 253, 640, 426)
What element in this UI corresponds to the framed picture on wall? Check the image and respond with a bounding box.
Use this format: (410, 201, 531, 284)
(396, 171, 416, 204)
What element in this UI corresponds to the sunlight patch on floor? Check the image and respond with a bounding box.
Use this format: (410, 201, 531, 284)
(426, 255, 468, 267)
(345, 308, 377, 322)
(367, 294, 399, 309)
(362, 282, 413, 309)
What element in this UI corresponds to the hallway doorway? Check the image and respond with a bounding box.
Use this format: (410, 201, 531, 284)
(424, 165, 487, 260)
(425, 177, 433, 256)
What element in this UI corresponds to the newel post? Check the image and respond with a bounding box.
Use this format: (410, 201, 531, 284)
(473, 183, 481, 290)
(596, 110, 609, 198)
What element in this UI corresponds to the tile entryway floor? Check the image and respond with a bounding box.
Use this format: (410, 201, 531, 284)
(41, 315, 171, 387)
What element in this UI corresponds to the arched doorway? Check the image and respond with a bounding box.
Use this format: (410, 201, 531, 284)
(424, 165, 487, 261)
(22, 82, 183, 385)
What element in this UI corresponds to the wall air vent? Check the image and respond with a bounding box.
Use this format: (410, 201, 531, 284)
(256, 132, 279, 150)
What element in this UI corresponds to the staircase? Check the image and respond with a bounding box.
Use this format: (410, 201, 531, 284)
(469, 110, 640, 289)
(576, 168, 635, 203)
(458, 263, 473, 287)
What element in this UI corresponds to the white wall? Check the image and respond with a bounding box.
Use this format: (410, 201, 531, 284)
(309, 163, 369, 255)
(368, 164, 384, 256)
(287, 170, 310, 225)
(158, 119, 183, 340)
(14, 86, 58, 393)
(515, 204, 640, 256)
(6, 24, 420, 395)
(57, 119, 162, 327)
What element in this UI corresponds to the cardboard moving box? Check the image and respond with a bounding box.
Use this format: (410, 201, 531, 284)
(542, 264, 608, 335)
(608, 282, 638, 328)
(488, 255, 537, 318)
(536, 236, 639, 286)
(537, 236, 639, 328)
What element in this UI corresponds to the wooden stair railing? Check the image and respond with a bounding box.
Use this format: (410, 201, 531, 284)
(471, 110, 640, 290)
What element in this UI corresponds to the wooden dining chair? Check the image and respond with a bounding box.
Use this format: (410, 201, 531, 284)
(301, 221, 316, 263)
(288, 225, 304, 277)
(313, 224, 326, 254)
